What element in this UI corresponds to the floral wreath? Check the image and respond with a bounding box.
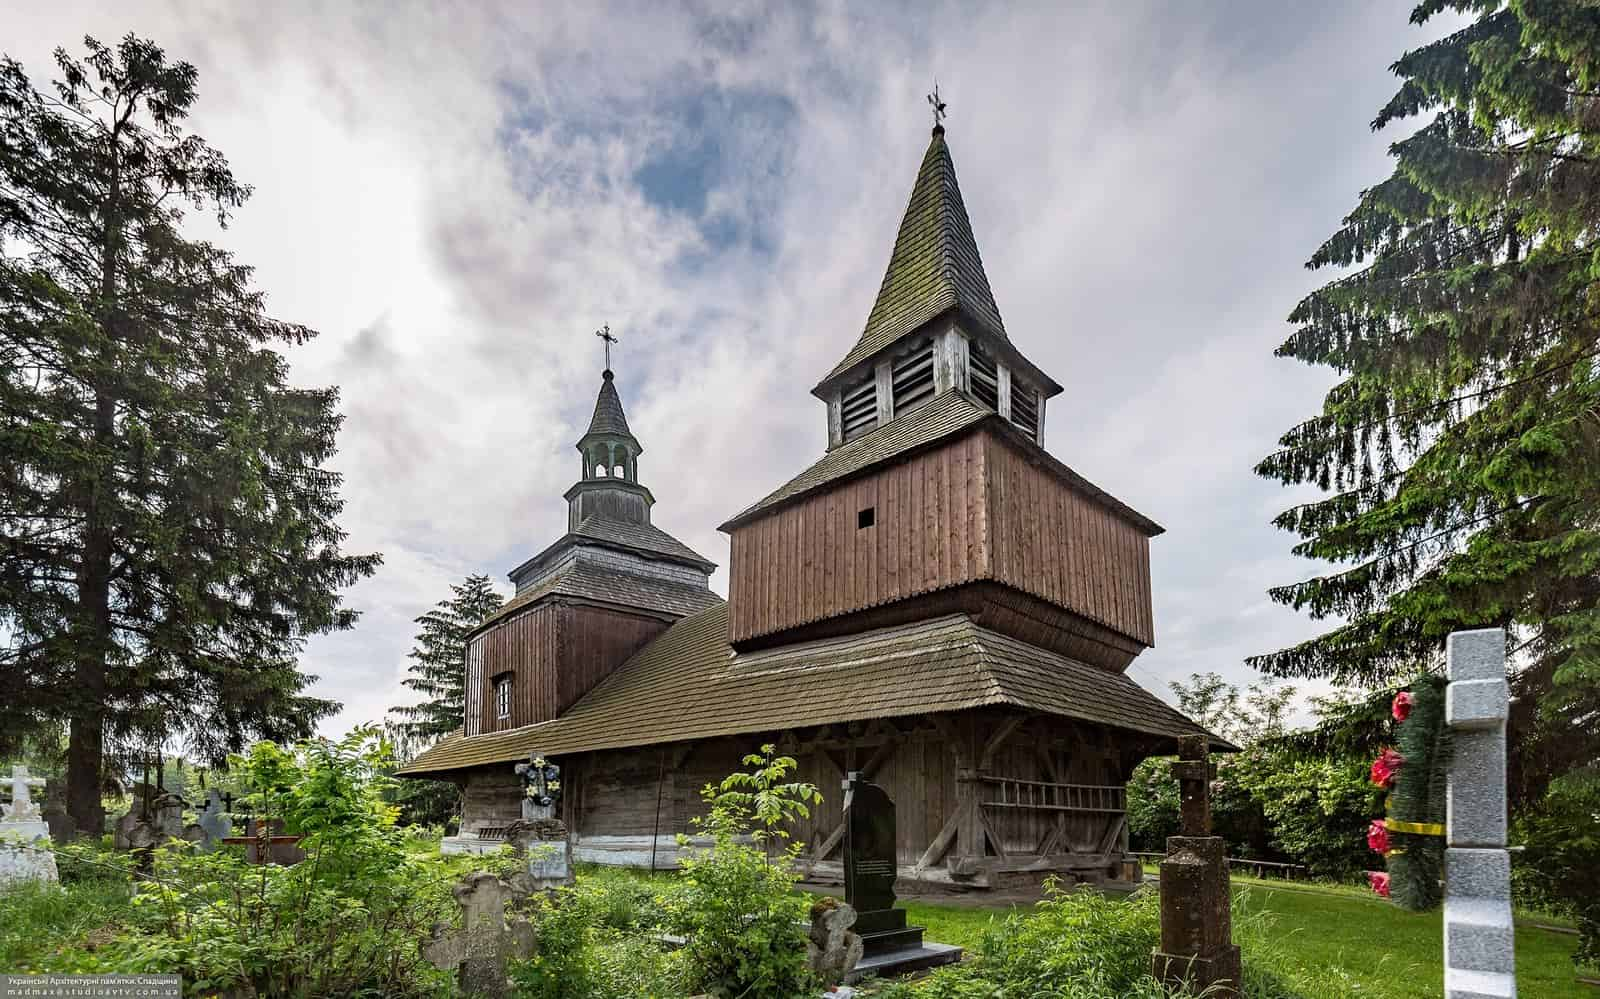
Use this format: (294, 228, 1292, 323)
(1365, 675, 1451, 910)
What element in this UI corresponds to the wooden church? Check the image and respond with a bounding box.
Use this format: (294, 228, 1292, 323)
(399, 120, 1215, 889)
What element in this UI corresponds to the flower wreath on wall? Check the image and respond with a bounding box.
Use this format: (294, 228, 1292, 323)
(1365, 676, 1452, 910)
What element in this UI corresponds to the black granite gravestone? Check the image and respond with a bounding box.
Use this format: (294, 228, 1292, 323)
(842, 773, 924, 958)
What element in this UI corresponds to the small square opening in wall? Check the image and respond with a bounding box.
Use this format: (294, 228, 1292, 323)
(857, 507, 876, 529)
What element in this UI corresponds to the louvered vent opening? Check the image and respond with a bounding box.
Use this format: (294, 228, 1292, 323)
(1010, 380, 1039, 441)
(841, 376, 877, 441)
(891, 344, 935, 415)
(970, 344, 999, 411)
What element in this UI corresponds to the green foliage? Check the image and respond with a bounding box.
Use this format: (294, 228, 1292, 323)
(12, 728, 458, 996)
(873, 882, 1348, 999)
(1242, 748, 1381, 881)
(1169, 672, 1298, 745)
(666, 745, 821, 999)
(1255, 0, 1600, 826)
(391, 573, 504, 745)
(1124, 756, 1181, 850)
(1127, 743, 1380, 879)
(1387, 677, 1450, 911)
(508, 889, 689, 999)
(1515, 768, 1600, 967)
(0, 35, 378, 833)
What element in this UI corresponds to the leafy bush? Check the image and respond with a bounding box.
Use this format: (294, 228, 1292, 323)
(874, 882, 1353, 999)
(14, 728, 460, 996)
(1127, 745, 1379, 879)
(1515, 769, 1600, 966)
(665, 745, 822, 999)
(508, 888, 689, 999)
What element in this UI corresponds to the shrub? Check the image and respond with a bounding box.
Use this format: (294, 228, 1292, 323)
(23, 727, 461, 996)
(665, 745, 822, 999)
(508, 888, 689, 999)
(875, 882, 1353, 999)
(1515, 769, 1600, 966)
(1127, 746, 1380, 879)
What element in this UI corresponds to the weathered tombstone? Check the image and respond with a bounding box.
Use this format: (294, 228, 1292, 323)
(422, 871, 536, 999)
(504, 813, 573, 892)
(840, 772, 960, 981)
(1152, 735, 1241, 999)
(41, 778, 71, 844)
(1444, 629, 1516, 999)
(806, 896, 864, 987)
(0, 765, 59, 886)
(191, 789, 232, 851)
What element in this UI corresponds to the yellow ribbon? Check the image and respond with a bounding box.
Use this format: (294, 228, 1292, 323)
(1384, 819, 1445, 837)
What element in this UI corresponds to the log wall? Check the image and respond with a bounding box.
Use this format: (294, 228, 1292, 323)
(465, 602, 670, 736)
(727, 434, 989, 645)
(983, 436, 1154, 647)
(533, 709, 1157, 887)
(726, 428, 1155, 654)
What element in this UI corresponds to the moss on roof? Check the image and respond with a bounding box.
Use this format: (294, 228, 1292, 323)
(820, 127, 1006, 389)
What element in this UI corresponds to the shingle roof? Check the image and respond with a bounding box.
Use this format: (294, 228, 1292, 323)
(579, 371, 638, 447)
(398, 605, 1218, 775)
(820, 128, 1005, 388)
(720, 391, 990, 529)
(571, 515, 715, 571)
(480, 559, 723, 629)
(718, 392, 1164, 536)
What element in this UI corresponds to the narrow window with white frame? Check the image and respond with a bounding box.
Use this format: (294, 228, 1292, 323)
(493, 672, 513, 721)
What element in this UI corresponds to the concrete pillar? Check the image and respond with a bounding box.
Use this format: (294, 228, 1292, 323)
(1444, 628, 1516, 999)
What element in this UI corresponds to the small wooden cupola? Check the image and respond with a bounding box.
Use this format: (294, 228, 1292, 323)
(813, 123, 1063, 450)
(565, 369, 655, 530)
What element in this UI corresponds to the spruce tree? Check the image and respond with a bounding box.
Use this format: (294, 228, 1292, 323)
(391, 574, 503, 742)
(0, 36, 379, 834)
(1254, 2, 1600, 806)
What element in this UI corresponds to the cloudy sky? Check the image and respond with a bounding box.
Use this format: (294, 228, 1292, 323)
(11, 1, 1450, 735)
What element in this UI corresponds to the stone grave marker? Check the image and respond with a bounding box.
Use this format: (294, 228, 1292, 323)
(807, 897, 865, 987)
(193, 789, 232, 851)
(423, 871, 535, 999)
(840, 772, 961, 982)
(1152, 735, 1240, 999)
(1444, 628, 1516, 999)
(0, 765, 59, 886)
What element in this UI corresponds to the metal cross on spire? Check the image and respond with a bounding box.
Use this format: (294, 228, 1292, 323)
(927, 82, 948, 131)
(595, 324, 618, 373)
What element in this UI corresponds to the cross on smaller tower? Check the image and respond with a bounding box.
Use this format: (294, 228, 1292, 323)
(595, 324, 618, 373)
(927, 82, 948, 131)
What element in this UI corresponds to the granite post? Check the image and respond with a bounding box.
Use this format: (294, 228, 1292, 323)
(1444, 628, 1516, 999)
(1152, 735, 1240, 998)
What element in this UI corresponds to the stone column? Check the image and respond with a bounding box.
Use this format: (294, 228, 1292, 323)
(1444, 629, 1516, 999)
(1152, 736, 1240, 998)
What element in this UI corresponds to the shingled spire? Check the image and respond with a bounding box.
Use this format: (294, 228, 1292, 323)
(818, 126, 1006, 389)
(568, 369, 652, 528)
(579, 370, 640, 452)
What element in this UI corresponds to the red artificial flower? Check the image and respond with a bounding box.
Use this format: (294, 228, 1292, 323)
(1367, 819, 1390, 855)
(1392, 691, 1414, 723)
(1370, 748, 1404, 788)
(1367, 871, 1391, 898)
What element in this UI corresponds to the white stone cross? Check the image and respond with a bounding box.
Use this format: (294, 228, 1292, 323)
(1444, 629, 1516, 999)
(3, 766, 47, 823)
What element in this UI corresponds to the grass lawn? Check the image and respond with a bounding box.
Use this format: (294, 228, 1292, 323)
(896, 876, 1587, 999)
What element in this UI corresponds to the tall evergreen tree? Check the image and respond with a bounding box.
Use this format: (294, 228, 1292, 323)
(1254, 2, 1600, 806)
(0, 36, 379, 834)
(391, 573, 503, 742)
